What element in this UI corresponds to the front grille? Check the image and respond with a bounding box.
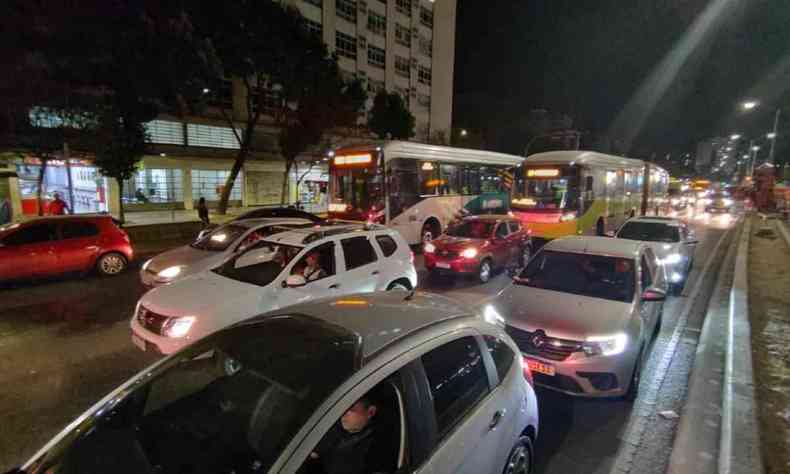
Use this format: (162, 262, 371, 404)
(137, 306, 170, 335)
(506, 325, 582, 361)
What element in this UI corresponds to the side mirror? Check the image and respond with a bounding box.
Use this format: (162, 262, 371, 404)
(284, 274, 307, 288)
(605, 230, 616, 237)
(234, 247, 274, 269)
(641, 286, 666, 302)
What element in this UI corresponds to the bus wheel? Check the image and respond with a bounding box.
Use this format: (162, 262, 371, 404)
(596, 219, 605, 236)
(422, 220, 440, 243)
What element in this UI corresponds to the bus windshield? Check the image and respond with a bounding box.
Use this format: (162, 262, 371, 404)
(515, 168, 579, 211)
(331, 168, 384, 214)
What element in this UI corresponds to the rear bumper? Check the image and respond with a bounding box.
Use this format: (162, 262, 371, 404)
(424, 255, 482, 274)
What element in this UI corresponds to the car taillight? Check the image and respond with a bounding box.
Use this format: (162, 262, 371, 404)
(522, 356, 534, 387)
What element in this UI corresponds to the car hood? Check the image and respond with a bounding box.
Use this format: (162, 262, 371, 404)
(141, 270, 261, 317)
(146, 245, 219, 274)
(494, 284, 634, 340)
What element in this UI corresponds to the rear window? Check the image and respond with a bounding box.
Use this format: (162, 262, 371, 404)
(375, 235, 398, 257)
(617, 222, 679, 243)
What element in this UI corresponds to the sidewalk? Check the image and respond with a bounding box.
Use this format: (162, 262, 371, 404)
(749, 216, 790, 474)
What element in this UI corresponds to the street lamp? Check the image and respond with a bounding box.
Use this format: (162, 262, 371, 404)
(730, 134, 741, 140)
(767, 132, 777, 140)
(460, 129, 468, 137)
(741, 100, 758, 110)
(752, 145, 761, 151)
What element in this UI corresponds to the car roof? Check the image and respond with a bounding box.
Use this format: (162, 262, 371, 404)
(263, 222, 390, 246)
(230, 217, 314, 229)
(544, 235, 644, 259)
(628, 216, 682, 226)
(244, 291, 476, 360)
(462, 214, 513, 222)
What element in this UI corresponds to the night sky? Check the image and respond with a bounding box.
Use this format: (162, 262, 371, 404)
(454, 0, 790, 162)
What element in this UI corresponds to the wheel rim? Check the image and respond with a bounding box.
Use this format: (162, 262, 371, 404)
(480, 261, 491, 282)
(101, 255, 125, 275)
(389, 282, 408, 291)
(505, 444, 531, 474)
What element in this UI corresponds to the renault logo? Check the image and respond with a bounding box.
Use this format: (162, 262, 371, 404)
(531, 330, 546, 349)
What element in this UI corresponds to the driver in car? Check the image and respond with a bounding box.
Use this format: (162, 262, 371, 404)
(301, 251, 327, 281)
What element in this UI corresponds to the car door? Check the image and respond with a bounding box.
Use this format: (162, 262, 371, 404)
(490, 222, 511, 268)
(56, 220, 102, 273)
(506, 220, 526, 264)
(421, 335, 505, 474)
(0, 222, 58, 279)
(339, 235, 381, 292)
(274, 241, 343, 307)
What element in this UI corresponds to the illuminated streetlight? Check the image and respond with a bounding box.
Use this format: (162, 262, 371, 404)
(752, 145, 760, 151)
(767, 132, 777, 139)
(202, 88, 210, 94)
(742, 100, 758, 110)
(730, 134, 741, 140)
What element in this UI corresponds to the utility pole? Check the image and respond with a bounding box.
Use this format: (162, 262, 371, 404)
(768, 108, 781, 164)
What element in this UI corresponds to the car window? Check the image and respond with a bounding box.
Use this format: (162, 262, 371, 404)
(60, 221, 99, 240)
(213, 242, 301, 287)
(617, 221, 680, 242)
(445, 220, 495, 238)
(495, 223, 509, 238)
(517, 250, 636, 303)
(375, 234, 398, 257)
(483, 335, 515, 384)
(508, 221, 521, 233)
(421, 336, 490, 439)
(290, 242, 336, 282)
(3, 223, 56, 246)
(640, 255, 653, 290)
(341, 236, 378, 270)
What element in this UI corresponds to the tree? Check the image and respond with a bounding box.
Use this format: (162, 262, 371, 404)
(368, 90, 415, 140)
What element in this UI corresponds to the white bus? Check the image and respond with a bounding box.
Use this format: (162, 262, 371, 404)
(328, 141, 525, 244)
(511, 151, 670, 241)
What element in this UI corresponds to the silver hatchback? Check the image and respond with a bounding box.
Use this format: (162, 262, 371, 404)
(491, 236, 667, 399)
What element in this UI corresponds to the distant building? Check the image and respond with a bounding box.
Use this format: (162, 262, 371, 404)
(695, 137, 725, 175)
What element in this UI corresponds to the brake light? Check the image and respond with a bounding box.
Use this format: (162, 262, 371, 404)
(522, 356, 534, 387)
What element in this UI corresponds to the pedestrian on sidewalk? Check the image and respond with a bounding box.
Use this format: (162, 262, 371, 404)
(48, 192, 70, 215)
(197, 197, 210, 228)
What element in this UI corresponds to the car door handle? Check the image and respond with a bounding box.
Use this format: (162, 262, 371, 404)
(329, 283, 341, 289)
(371, 270, 380, 275)
(489, 410, 504, 430)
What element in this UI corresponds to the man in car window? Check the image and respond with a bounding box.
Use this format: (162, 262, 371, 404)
(301, 251, 327, 281)
(309, 396, 390, 474)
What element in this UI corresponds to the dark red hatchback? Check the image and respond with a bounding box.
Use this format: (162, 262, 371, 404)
(0, 215, 133, 282)
(424, 215, 533, 283)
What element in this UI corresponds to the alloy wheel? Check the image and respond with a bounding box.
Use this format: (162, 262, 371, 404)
(504, 444, 531, 474)
(100, 254, 126, 275)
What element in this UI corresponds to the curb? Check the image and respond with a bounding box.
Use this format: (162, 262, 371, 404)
(720, 217, 763, 474)
(776, 218, 790, 249)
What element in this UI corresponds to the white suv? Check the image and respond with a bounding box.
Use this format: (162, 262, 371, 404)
(131, 223, 417, 354)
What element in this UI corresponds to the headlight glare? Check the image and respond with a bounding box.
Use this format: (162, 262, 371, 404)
(424, 242, 436, 253)
(157, 266, 183, 280)
(661, 253, 682, 265)
(461, 248, 479, 259)
(163, 316, 195, 338)
(583, 333, 628, 357)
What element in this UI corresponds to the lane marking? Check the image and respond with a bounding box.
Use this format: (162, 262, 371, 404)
(609, 224, 734, 474)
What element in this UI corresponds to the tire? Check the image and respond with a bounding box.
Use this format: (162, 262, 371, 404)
(386, 279, 411, 291)
(478, 258, 493, 284)
(503, 435, 533, 474)
(596, 219, 605, 236)
(623, 346, 644, 402)
(421, 220, 440, 244)
(96, 252, 127, 276)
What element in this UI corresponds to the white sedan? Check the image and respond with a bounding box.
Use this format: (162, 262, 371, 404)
(140, 218, 312, 287)
(131, 223, 418, 354)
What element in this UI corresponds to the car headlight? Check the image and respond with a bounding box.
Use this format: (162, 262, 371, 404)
(141, 259, 152, 271)
(157, 266, 183, 280)
(661, 253, 682, 265)
(162, 316, 195, 338)
(582, 333, 628, 357)
(424, 242, 436, 253)
(461, 248, 479, 259)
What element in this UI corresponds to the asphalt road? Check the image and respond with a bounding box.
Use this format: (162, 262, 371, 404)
(0, 214, 735, 473)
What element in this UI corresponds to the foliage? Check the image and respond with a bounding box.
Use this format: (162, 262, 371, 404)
(368, 90, 415, 140)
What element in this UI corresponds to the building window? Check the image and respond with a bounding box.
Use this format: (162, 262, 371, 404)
(395, 23, 411, 47)
(395, 0, 411, 16)
(418, 65, 432, 86)
(305, 18, 322, 38)
(417, 93, 430, 108)
(304, 0, 322, 7)
(192, 169, 243, 202)
(336, 31, 357, 60)
(145, 120, 185, 145)
(336, 0, 357, 23)
(420, 6, 433, 28)
(123, 169, 184, 204)
(368, 11, 386, 36)
(186, 124, 241, 149)
(395, 55, 410, 77)
(419, 36, 432, 57)
(367, 78, 385, 94)
(368, 45, 385, 69)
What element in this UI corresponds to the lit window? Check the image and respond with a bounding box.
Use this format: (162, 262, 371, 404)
(145, 120, 185, 145)
(395, 23, 411, 47)
(396, 0, 411, 16)
(336, 31, 357, 60)
(337, 0, 357, 23)
(368, 45, 386, 69)
(187, 124, 241, 149)
(420, 6, 433, 28)
(418, 65, 431, 86)
(395, 55, 410, 77)
(367, 11, 386, 36)
(192, 169, 243, 202)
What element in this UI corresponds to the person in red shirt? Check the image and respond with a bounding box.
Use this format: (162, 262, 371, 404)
(48, 192, 70, 215)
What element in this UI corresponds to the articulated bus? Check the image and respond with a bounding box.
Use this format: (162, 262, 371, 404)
(327, 141, 524, 244)
(511, 151, 669, 242)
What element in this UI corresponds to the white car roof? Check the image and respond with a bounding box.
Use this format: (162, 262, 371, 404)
(229, 217, 314, 229)
(245, 291, 477, 360)
(262, 223, 390, 247)
(627, 217, 682, 226)
(544, 235, 644, 260)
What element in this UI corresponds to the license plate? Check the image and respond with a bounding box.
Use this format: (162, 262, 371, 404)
(436, 262, 451, 269)
(526, 358, 555, 376)
(132, 334, 146, 352)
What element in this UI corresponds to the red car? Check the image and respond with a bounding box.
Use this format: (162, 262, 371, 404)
(0, 215, 133, 282)
(424, 215, 533, 283)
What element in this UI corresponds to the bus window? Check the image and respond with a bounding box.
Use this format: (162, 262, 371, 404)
(388, 159, 419, 219)
(480, 167, 504, 193)
(440, 164, 460, 195)
(583, 176, 595, 211)
(461, 167, 481, 195)
(332, 168, 384, 214)
(420, 161, 440, 196)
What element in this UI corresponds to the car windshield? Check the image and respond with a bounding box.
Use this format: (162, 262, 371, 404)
(516, 250, 636, 303)
(213, 241, 302, 287)
(617, 221, 680, 242)
(31, 316, 360, 474)
(191, 224, 249, 251)
(446, 220, 496, 238)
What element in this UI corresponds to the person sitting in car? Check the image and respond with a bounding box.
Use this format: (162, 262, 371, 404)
(301, 251, 326, 281)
